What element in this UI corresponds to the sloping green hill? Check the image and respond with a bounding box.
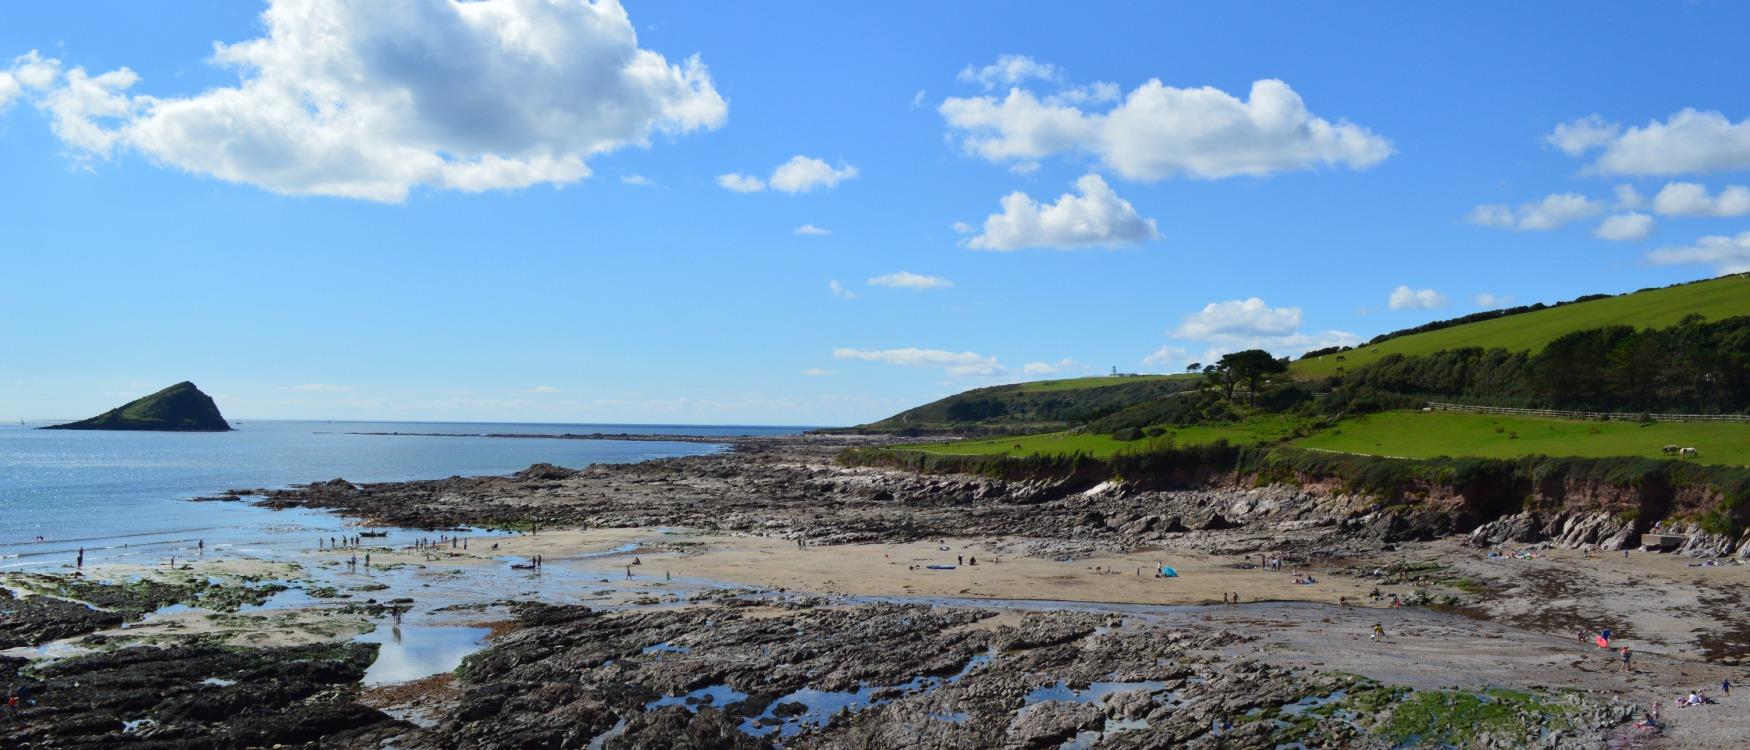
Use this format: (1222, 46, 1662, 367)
(1295, 274, 1750, 378)
(845, 374, 1198, 435)
(45, 381, 232, 432)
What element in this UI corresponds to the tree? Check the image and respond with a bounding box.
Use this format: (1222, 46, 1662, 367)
(1202, 363, 1238, 402)
(1217, 349, 1289, 405)
(1185, 363, 1203, 373)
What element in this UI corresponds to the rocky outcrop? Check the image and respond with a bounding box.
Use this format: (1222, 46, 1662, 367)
(0, 642, 404, 747)
(44, 381, 231, 432)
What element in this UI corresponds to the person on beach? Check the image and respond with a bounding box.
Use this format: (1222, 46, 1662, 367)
(364, 553, 371, 568)
(957, 555, 964, 566)
(1339, 596, 1348, 608)
(1371, 623, 1385, 641)
(349, 555, 356, 570)
(1231, 592, 1239, 606)
(625, 565, 633, 580)
(1389, 594, 1401, 609)
(1723, 679, 1731, 696)
(1620, 646, 1632, 672)
(77, 547, 83, 569)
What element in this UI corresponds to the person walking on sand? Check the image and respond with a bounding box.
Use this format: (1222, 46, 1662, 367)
(1231, 592, 1239, 606)
(1723, 679, 1731, 696)
(1620, 646, 1632, 672)
(1371, 623, 1385, 641)
(626, 565, 633, 580)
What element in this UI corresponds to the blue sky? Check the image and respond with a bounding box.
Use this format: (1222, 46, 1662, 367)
(3, 1, 1749, 425)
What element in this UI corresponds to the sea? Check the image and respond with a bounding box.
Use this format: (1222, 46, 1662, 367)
(0, 419, 805, 569)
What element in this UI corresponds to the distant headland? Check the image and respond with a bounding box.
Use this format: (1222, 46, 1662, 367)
(43, 381, 233, 432)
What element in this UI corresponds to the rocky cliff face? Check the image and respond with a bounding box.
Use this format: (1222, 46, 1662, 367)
(44, 381, 231, 432)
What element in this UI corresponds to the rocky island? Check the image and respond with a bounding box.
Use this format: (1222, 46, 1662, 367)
(43, 381, 232, 432)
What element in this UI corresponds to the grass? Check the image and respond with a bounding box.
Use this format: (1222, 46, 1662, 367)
(897, 414, 1303, 458)
(1008, 373, 1197, 393)
(1293, 410, 1750, 467)
(1293, 273, 1750, 378)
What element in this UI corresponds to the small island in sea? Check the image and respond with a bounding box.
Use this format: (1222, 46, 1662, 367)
(43, 381, 232, 432)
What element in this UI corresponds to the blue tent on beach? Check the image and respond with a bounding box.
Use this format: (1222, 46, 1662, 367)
(1159, 565, 1178, 577)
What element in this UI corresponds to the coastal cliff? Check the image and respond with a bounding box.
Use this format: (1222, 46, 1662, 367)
(44, 381, 232, 432)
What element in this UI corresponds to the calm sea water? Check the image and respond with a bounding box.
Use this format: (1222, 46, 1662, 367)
(0, 420, 804, 566)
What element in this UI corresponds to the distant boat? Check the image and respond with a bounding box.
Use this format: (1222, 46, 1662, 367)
(359, 530, 389, 538)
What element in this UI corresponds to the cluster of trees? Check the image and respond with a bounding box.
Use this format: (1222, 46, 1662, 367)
(1324, 315, 1750, 414)
(1201, 349, 1290, 404)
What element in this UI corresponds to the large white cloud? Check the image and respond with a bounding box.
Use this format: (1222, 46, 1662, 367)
(1651, 182, 1750, 217)
(1166, 297, 1359, 363)
(940, 76, 1391, 180)
(1388, 286, 1448, 311)
(1646, 232, 1750, 275)
(1551, 109, 1750, 175)
(1594, 212, 1655, 242)
(718, 155, 858, 194)
(1466, 193, 1602, 231)
(17, 0, 725, 202)
(966, 173, 1159, 251)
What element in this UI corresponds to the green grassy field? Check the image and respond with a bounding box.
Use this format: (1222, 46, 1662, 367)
(1293, 274, 1750, 378)
(1292, 410, 1750, 466)
(899, 414, 1303, 458)
(1008, 373, 1197, 393)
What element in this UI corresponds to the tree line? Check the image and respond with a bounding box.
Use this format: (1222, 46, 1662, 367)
(1324, 315, 1750, 415)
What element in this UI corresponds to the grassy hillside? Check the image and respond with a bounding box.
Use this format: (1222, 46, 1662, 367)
(894, 415, 1305, 458)
(845, 374, 1199, 435)
(1292, 411, 1750, 467)
(1294, 274, 1750, 378)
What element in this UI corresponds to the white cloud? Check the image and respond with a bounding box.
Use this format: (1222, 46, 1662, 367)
(828, 280, 857, 300)
(1173, 298, 1301, 340)
(530, 385, 562, 394)
(1021, 358, 1079, 376)
(1613, 184, 1645, 209)
(1544, 114, 1620, 156)
(1651, 182, 1750, 217)
(950, 221, 975, 234)
(769, 155, 858, 193)
(1166, 297, 1359, 362)
(867, 271, 953, 290)
(833, 347, 1004, 378)
(22, 0, 725, 202)
(1141, 345, 1189, 368)
(716, 172, 765, 192)
(1473, 293, 1514, 309)
(720, 155, 857, 194)
(793, 223, 831, 236)
(910, 89, 927, 108)
(0, 50, 60, 110)
(621, 174, 654, 187)
(1467, 193, 1602, 231)
(1552, 109, 1750, 175)
(288, 383, 354, 392)
(1594, 212, 1655, 241)
(957, 54, 1061, 90)
(966, 173, 1159, 251)
(1388, 286, 1449, 311)
(1646, 231, 1750, 275)
(801, 368, 834, 377)
(941, 77, 1391, 180)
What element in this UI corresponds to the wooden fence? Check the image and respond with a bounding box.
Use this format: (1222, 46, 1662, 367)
(1424, 402, 1750, 424)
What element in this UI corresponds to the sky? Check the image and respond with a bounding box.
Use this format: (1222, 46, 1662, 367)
(3, 1, 1750, 426)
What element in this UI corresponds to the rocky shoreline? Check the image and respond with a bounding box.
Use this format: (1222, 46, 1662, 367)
(5, 435, 1747, 747)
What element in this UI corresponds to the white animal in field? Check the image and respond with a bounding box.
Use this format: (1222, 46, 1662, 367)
(1680, 447, 1699, 458)
(1662, 444, 1681, 456)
